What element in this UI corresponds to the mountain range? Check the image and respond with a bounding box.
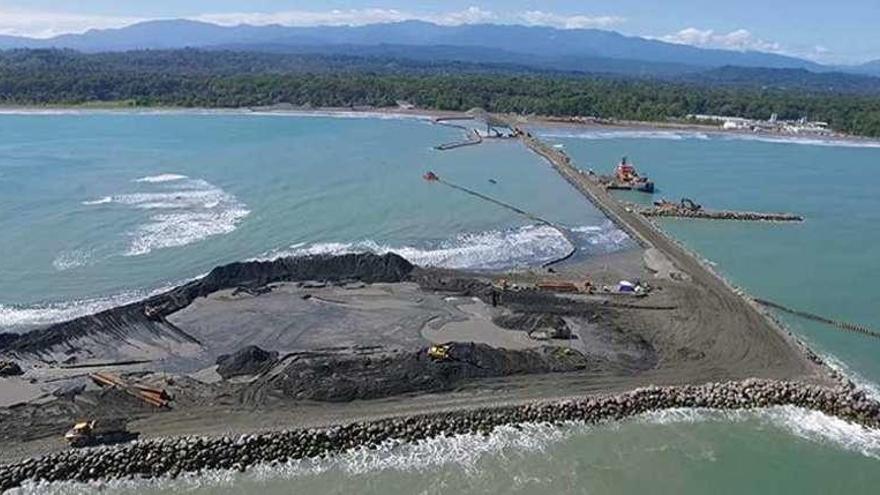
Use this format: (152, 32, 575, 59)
(0, 19, 877, 78)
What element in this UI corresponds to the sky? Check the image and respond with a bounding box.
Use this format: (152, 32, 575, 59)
(0, 1, 876, 65)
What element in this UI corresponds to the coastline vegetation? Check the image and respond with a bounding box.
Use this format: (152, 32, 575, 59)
(1, 49, 879, 137)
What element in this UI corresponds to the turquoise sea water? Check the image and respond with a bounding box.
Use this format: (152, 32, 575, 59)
(0, 112, 624, 331)
(3, 114, 880, 494)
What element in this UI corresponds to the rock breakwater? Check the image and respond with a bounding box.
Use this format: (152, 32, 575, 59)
(3, 379, 878, 491)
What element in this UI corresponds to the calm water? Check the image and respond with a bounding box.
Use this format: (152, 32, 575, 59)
(4, 115, 880, 494)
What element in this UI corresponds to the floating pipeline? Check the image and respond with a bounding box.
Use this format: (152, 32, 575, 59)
(1, 379, 878, 491)
(637, 207, 804, 222)
(428, 176, 577, 267)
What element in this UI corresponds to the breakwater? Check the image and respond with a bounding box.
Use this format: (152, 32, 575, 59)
(755, 299, 880, 340)
(433, 118, 483, 150)
(638, 207, 804, 222)
(2, 379, 877, 491)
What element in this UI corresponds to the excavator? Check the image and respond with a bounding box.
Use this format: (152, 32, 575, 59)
(654, 198, 702, 212)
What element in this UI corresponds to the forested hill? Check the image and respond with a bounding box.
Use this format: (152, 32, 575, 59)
(1, 49, 879, 137)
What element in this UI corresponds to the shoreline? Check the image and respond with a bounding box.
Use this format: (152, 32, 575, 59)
(2, 378, 877, 491)
(0, 103, 878, 147)
(2, 106, 879, 490)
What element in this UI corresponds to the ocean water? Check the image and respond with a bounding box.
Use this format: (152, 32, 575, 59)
(0, 112, 624, 331)
(4, 115, 880, 493)
(542, 127, 880, 389)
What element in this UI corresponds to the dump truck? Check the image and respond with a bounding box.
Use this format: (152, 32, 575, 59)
(64, 419, 139, 448)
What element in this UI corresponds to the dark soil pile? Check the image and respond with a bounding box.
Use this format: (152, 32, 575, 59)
(0, 253, 414, 357)
(243, 343, 594, 403)
(216, 346, 279, 379)
(494, 313, 572, 339)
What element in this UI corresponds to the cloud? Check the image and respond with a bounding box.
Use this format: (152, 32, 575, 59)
(660, 27, 784, 53)
(518, 11, 626, 29)
(0, 9, 141, 38)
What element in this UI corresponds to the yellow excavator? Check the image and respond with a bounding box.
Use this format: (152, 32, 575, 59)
(428, 344, 450, 361)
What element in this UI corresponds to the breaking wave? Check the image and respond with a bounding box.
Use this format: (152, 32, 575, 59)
(20, 405, 880, 494)
(538, 128, 880, 148)
(0, 285, 178, 332)
(82, 174, 249, 257)
(133, 173, 188, 183)
(639, 406, 880, 460)
(539, 129, 711, 141)
(51, 249, 93, 271)
(259, 221, 631, 271)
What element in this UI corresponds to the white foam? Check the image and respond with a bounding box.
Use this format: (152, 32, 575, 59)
(81, 196, 111, 205)
(538, 128, 880, 148)
(1, 289, 155, 331)
(80, 174, 250, 257)
(51, 249, 93, 271)
(260, 223, 619, 271)
(133, 173, 188, 183)
(540, 129, 709, 141)
(639, 406, 880, 460)
(15, 405, 880, 494)
(719, 133, 880, 149)
(126, 207, 250, 256)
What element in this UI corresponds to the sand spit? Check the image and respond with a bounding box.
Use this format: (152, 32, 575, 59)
(2, 379, 878, 491)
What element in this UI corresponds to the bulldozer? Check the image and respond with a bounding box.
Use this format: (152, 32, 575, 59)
(64, 419, 138, 448)
(428, 344, 450, 362)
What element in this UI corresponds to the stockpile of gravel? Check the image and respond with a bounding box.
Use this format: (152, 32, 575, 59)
(2, 379, 878, 491)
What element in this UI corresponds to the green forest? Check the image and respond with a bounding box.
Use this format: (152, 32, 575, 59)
(2, 49, 880, 137)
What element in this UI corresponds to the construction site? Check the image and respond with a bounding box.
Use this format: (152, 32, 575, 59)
(0, 111, 876, 489)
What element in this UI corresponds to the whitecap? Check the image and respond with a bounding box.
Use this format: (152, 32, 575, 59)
(133, 173, 189, 183)
(639, 406, 880, 460)
(51, 249, 93, 271)
(539, 129, 700, 141)
(81, 196, 111, 205)
(259, 223, 600, 271)
(2, 290, 153, 331)
(719, 133, 880, 149)
(125, 206, 250, 257)
(81, 174, 250, 257)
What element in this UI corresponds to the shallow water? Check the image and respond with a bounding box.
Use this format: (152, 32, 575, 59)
(4, 117, 880, 493)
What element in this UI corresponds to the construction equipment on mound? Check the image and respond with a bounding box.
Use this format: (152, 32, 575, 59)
(428, 344, 450, 362)
(90, 372, 171, 408)
(64, 419, 139, 448)
(654, 198, 702, 212)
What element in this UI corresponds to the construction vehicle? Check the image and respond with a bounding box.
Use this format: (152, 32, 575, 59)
(680, 198, 702, 211)
(64, 419, 138, 448)
(653, 198, 702, 212)
(428, 344, 450, 361)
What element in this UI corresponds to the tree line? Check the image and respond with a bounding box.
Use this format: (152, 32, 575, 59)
(1, 49, 879, 137)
